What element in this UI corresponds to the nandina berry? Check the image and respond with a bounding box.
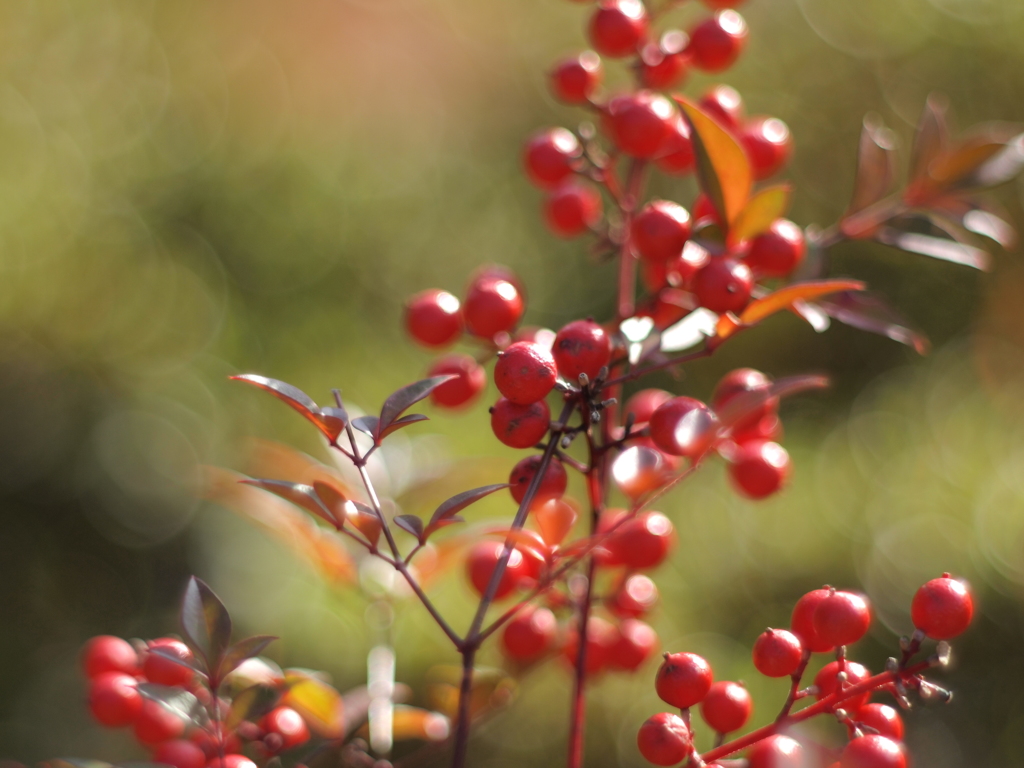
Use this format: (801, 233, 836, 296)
(207, 757, 257, 768)
(649, 396, 719, 458)
(712, 368, 777, 433)
(636, 289, 693, 329)
(152, 740, 206, 768)
(632, 201, 692, 263)
(404, 289, 463, 348)
(655, 116, 695, 174)
(509, 454, 568, 505)
(502, 605, 557, 661)
(608, 618, 658, 671)
(687, 10, 748, 72)
(553, 319, 611, 383)
(494, 341, 557, 405)
(814, 661, 872, 713)
(262, 706, 310, 750)
(609, 511, 675, 569)
(466, 540, 529, 599)
(607, 91, 675, 159)
(857, 703, 905, 741)
(740, 116, 793, 179)
(610, 573, 660, 618)
(143, 638, 194, 687)
(728, 439, 791, 499)
(744, 219, 805, 277)
(699, 84, 744, 130)
(752, 628, 803, 677)
(550, 52, 603, 104)
(88, 671, 143, 727)
(731, 412, 784, 444)
(911, 574, 974, 640)
(588, 0, 649, 58)
(464, 277, 525, 339)
(544, 180, 603, 237)
(612, 445, 670, 499)
(637, 712, 692, 766)
(469, 264, 527, 298)
(134, 698, 186, 746)
(841, 735, 907, 768)
(625, 388, 674, 427)
(667, 242, 711, 287)
(693, 257, 753, 314)
(83, 635, 138, 679)
(491, 397, 550, 449)
(813, 589, 872, 648)
(639, 31, 689, 90)
(692, 193, 723, 225)
(523, 128, 582, 189)
(563, 616, 619, 674)
(655, 651, 713, 708)
(791, 587, 836, 653)
(700, 681, 752, 734)
(428, 354, 486, 409)
(748, 735, 804, 768)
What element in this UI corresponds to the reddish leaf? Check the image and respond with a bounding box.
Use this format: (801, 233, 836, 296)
(180, 577, 232, 675)
(348, 502, 383, 547)
(919, 123, 1020, 196)
(425, 484, 509, 537)
(380, 376, 455, 431)
(874, 226, 990, 270)
(816, 290, 930, 354)
(395, 514, 425, 543)
(717, 375, 829, 429)
(137, 683, 207, 728)
(843, 115, 897, 228)
(968, 132, 1024, 189)
(148, 646, 206, 676)
(351, 415, 380, 438)
(312, 481, 349, 528)
(227, 684, 281, 730)
(738, 280, 866, 327)
(909, 95, 949, 185)
(730, 184, 792, 245)
(231, 375, 341, 441)
(379, 413, 430, 440)
(219, 635, 278, 679)
(240, 479, 338, 529)
(283, 670, 345, 738)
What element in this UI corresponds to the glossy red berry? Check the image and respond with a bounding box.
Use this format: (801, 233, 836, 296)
(612, 445, 670, 499)
(693, 257, 753, 314)
(588, 0, 649, 58)
(491, 397, 551, 449)
(544, 180, 603, 237)
(82, 635, 138, 679)
(523, 128, 582, 189)
(404, 289, 463, 347)
(262, 706, 310, 750)
(608, 619, 658, 671)
(494, 341, 557, 405)
(428, 354, 486, 409)
(563, 616, 619, 674)
(841, 735, 907, 768)
(625, 389, 674, 427)
(550, 52, 602, 104)
(143, 638, 194, 688)
(655, 651, 713, 708)
(731, 412, 784, 444)
(791, 588, 836, 653)
(857, 703, 904, 741)
(712, 368, 777, 434)
(610, 573, 660, 618)
(744, 219, 805, 277)
(134, 698, 186, 746)
(911, 574, 974, 640)
(88, 671, 143, 727)
(655, 116, 695, 175)
(207, 757, 257, 768)
(466, 541, 529, 600)
(740, 116, 793, 179)
(632, 201, 692, 263)
(509, 454, 568, 505)
(688, 10, 748, 72)
(728, 439, 790, 499)
(814, 661, 872, 713)
(649, 396, 719, 458)
(502, 606, 557, 661)
(814, 590, 872, 648)
(699, 84, 744, 130)
(607, 91, 675, 159)
(464, 277, 525, 339)
(610, 511, 675, 569)
(752, 628, 803, 677)
(700, 681, 752, 734)
(639, 31, 689, 90)
(553, 319, 611, 383)
(748, 735, 804, 768)
(637, 712, 692, 766)
(152, 740, 206, 768)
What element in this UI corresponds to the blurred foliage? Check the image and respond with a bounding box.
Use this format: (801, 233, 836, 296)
(1, 0, 1024, 763)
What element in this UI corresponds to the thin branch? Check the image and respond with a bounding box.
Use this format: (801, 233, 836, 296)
(601, 344, 714, 388)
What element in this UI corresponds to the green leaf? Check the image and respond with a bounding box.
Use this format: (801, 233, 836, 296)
(730, 184, 792, 244)
(180, 577, 232, 675)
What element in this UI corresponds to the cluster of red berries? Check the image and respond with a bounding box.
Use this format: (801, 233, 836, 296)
(636, 574, 974, 768)
(82, 635, 309, 767)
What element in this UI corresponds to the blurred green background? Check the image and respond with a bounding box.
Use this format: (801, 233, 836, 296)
(2, 0, 1024, 764)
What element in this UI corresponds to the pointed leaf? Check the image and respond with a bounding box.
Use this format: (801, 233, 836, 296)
(180, 577, 232, 673)
(910, 95, 949, 184)
(283, 670, 345, 738)
(718, 375, 830, 429)
(426, 484, 509, 536)
(380, 376, 456, 431)
(730, 184, 792, 244)
(739, 280, 866, 327)
(845, 114, 897, 222)
(219, 635, 277, 679)
(227, 684, 281, 730)
(312, 480, 349, 528)
(962, 208, 1016, 248)
(240, 479, 338, 528)
(352, 415, 380, 438)
(230, 375, 341, 441)
(816, 290, 930, 354)
(137, 683, 207, 727)
(148, 646, 206, 677)
(378, 412, 430, 440)
(348, 502, 383, 546)
(874, 226, 990, 270)
(968, 132, 1024, 188)
(395, 514, 425, 542)
(921, 123, 1020, 194)
(675, 96, 752, 229)
(790, 299, 831, 332)
(319, 406, 349, 440)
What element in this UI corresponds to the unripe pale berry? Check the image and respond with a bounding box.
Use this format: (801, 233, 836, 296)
(699, 84, 744, 130)
(649, 396, 719, 458)
(553, 319, 611, 383)
(134, 698, 186, 746)
(655, 651, 713, 708)
(687, 10, 748, 72)
(857, 703, 905, 741)
(655, 116, 696, 175)
(841, 735, 907, 768)
(632, 201, 692, 263)
(464, 278, 525, 339)
(404, 289, 463, 347)
(744, 219, 805, 277)
(752, 628, 803, 677)
(466, 541, 529, 599)
(428, 354, 486, 409)
(143, 638, 195, 688)
(693, 257, 753, 314)
(608, 618, 659, 671)
(813, 589, 872, 648)
(911, 574, 973, 640)
(502, 605, 557, 661)
(550, 52, 603, 104)
(491, 397, 551, 449)
(748, 735, 804, 768)
(700, 681, 752, 734)
(509, 454, 568, 505)
(544, 181, 603, 237)
(494, 341, 557, 405)
(262, 706, 311, 750)
(639, 31, 689, 90)
(728, 439, 790, 499)
(791, 588, 836, 653)
(82, 635, 138, 679)
(523, 128, 582, 189)
(88, 671, 143, 727)
(637, 712, 692, 766)
(740, 116, 793, 179)
(152, 740, 206, 768)
(588, 0, 649, 59)
(607, 91, 675, 159)
(814, 660, 872, 713)
(610, 573, 660, 618)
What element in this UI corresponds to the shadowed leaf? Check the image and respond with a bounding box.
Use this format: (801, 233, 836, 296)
(148, 646, 206, 677)
(352, 415, 380, 438)
(227, 684, 281, 730)
(379, 413, 430, 440)
(180, 577, 232, 674)
(718, 375, 829, 429)
(220, 635, 277, 679)
(380, 376, 455, 432)
(844, 114, 897, 225)
(921, 123, 1020, 194)
(968, 132, 1024, 188)
(910, 95, 949, 184)
(962, 208, 1016, 248)
(138, 683, 207, 727)
(731, 184, 791, 244)
(240, 479, 338, 529)
(348, 502, 383, 547)
(738, 280, 866, 327)
(816, 290, 930, 354)
(875, 226, 990, 270)
(230, 375, 342, 441)
(426, 484, 508, 536)
(283, 670, 345, 738)
(395, 514, 425, 543)
(312, 481, 349, 528)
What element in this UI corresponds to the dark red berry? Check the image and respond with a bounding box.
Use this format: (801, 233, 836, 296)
(813, 590, 872, 648)
(428, 354, 486, 409)
(739, 116, 793, 179)
(911, 574, 973, 640)
(608, 619, 658, 671)
(153, 740, 206, 768)
(728, 439, 790, 499)
(625, 389, 674, 427)
(494, 341, 557, 405)
(509, 454, 568, 505)
(688, 10, 748, 72)
(404, 289, 463, 347)
(857, 703, 904, 741)
(134, 698, 186, 746)
(699, 84, 744, 130)
(82, 635, 138, 679)
(563, 616, 619, 675)
(700, 681, 752, 734)
(752, 628, 803, 677)
(609, 511, 674, 569)
(544, 180, 603, 237)
(610, 573, 660, 618)
(464, 277, 525, 338)
(655, 651, 713, 708)
(588, 0, 649, 58)
(550, 52, 603, 104)
(655, 116, 695, 174)
(841, 735, 906, 768)
(553, 319, 611, 383)
(814, 661, 872, 713)
(632, 201, 692, 263)
(491, 397, 550, 448)
(143, 638, 194, 687)
(88, 671, 143, 727)
(466, 541, 530, 599)
(502, 606, 557, 661)
(693, 257, 753, 314)
(639, 31, 689, 90)
(748, 735, 804, 768)
(262, 706, 310, 750)
(712, 368, 777, 434)
(637, 712, 692, 766)
(649, 396, 719, 458)
(791, 588, 835, 653)
(523, 128, 582, 189)
(744, 219, 805, 277)
(607, 91, 675, 159)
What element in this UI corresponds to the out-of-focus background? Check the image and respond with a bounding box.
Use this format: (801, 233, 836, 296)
(1, 0, 1024, 763)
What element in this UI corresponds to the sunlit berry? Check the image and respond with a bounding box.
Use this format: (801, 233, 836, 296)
(607, 91, 675, 159)
(728, 439, 790, 499)
(814, 660, 872, 713)
(700, 681, 752, 734)
(857, 703, 905, 741)
(687, 10, 748, 72)
(612, 445, 670, 499)
(134, 698, 186, 746)
(813, 589, 872, 648)
(588, 0, 649, 58)
(791, 588, 836, 653)
(692, 193, 722, 225)
(464, 277, 525, 339)
(612, 511, 675, 569)
(911, 574, 974, 640)
(152, 740, 206, 768)
(740, 116, 793, 179)
(637, 712, 692, 766)
(509, 454, 568, 505)
(752, 628, 803, 678)
(404, 289, 463, 347)
(610, 574, 660, 618)
(655, 116, 696, 175)
(82, 635, 138, 679)
(553, 319, 611, 383)
(262, 706, 310, 751)
(743, 219, 805, 278)
(550, 52, 603, 104)
(656, 651, 713, 708)
(502, 606, 558, 661)
(632, 201, 692, 263)
(523, 128, 582, 189)
(748, 735, 804, 768)
(712, 368, 777, 434)
(494, 341, 558, 405)
(841, 735, 907, 768)
(143, 639, 194, 688)
(88, 671, 143, 727)
(649, 396, 719, 458)
(491, 397, 551, 449)
(699, 84, 744, 130)
(639, 31, 689, 90)
(608, 619, 659, 671)
(544, 181, 603, 237)
(428, 354, 486, 409)
(693, 257, 753, 314)
(466, 541, 529, 600)
(563, 616, 619, 674)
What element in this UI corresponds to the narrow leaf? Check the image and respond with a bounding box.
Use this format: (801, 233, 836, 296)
(283, 670, 345, 738)
(148, 646, 206, 677)
(348, 502, 383, 547)
(426, 484, 509, 536)
(179, 577, 232, 673)
(909, 95, 949, 184)
(817, 290, 930, 354)
(137, 683, 207, 727)
(718, 375, 829, 428)
(227, 684, 281, 730)
(240, 479, 338, 528)
(790, 299, 831, 332)
(739, 280, 866, 327)
(395, 514, 425, 542)
(730, 184, 792, 244)
(874, 226, 990, 270)
(389, 705, 451, 742)
(969, 132, 1024, 188)
(351, 415, 380, 438)
(219, 635, 278, 679)
(312, 481, 349, 528)
(922, 123, 1020, 194)
(963, 208, 1016, 248)
(845, 114, 897, 220)
(378, 412, 430, 440)
(380, 376, 456, 431)
(230, 375, 340, 441)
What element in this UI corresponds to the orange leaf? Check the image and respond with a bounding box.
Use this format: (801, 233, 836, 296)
(283, 670, 345, 738)
(730, 184, 792, 245)
(739, 280, 866, 327)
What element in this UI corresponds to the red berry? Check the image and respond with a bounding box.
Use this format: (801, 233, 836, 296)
(687, 10, 748, 72)
(588, 0, 649, 58)
(752, 628, 803, 678)
(813, 590, 872, 648)
(466, 540, 530, 600)
(491, 397, 551, 448)
(693, 193, 722, 225)
(544, 180, 603, 237)
(649, 397, 719, 458)
(88, 671, 143, 727)
(655, 651, 713, 708)
(502, 606, 557, 661)
(728, 439, 790, 499)
(153, 740, 206, 768)
(791, 588, 836, 653)
(744, 219, 805, 277)
(712, 368, 777, 434)
(550, 52, 602, 104)
(607, 91, 675, 159)
(207, 757, 257, 768)
(841, 735, 906, 768)
(404, 289, 462, 347)
(625, 389, 674, 427)
(748, 735, 804, 768)
(610, 511, 674, 569)
(464, 277, 525, 339)
(494, 341, 557, 405)
(857, 703, 904, 741)
(911, 574, 974, 640)
(553, 319, 612, 383)
(82, 635, 138, 679)
(523, 128, 582, 189)
(699, 84, 744, 130)
(693, 257, 753, 314)
(731, 413, 784, 444)
(632, 201, 692, 263)
(143, 639, 194, 688)
(610, 574, 660, 618)
(563, 616, 619, 674)
(637, 712, 692, 766)
(639, 31, 689, 90)
(509, 454, 568, 505)
(134, 698, 186, 746)
(655, 116, 695, 175)
(262, 706, 310, 750)
(428, 354, 486, 409)
(814, 661, 872, 713)
(612, 445, 670, 499)
(740, 116, 793, 179)
(608, 619, 658, 671)
(700, 681, 752, 734)
(469, 264, 527, 299)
